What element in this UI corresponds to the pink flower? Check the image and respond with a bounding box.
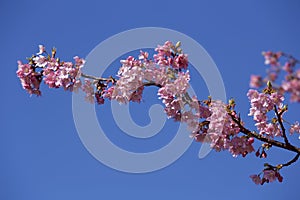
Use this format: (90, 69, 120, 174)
(249, 75, 262, 88)
(82, 79, 94, 103)
(282, 79, 300, 102)
(268, 72, 277, 82)
(33, 55, 47, 68)
(17, 61, 32, 77)
(103, 86, 114, 100)
(112, 65, 144, 104)
(71, 79, 82, 93)
(228, 136, 255, 157)
(130, 86, 144, 103)
(250, 174, 262, 185)
(158, 89, 182, 120)
(37, 45, 45, 55)
(163, 71, 190, 95)
(247, 89, 285, 137)
(172, 54, 188, 70)
(200, 101, 242, 153)
(262, 170, 277, 183)
(251, 170, 283, 185)
(290, 122, 300, 139)
(43, 71, 60, 88)
(120, 56, 141, 68)
(95, 93, 105, 105)
(181, 111, 199, 131)
(73, 56, 85, 68)
(262, 51, 282, 66)
(282, 61, 294, 73)
(16, 61, 41, 96)
(138, 51, 149, 60)
(155, 41, 173, 57)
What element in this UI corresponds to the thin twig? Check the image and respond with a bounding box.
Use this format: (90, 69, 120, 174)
(143, 82, 162, 88)
(81, 73, 113, 82)
(282, 53, 300, 64)
(282, 153, 300, 167)
(274, 105, 290, 145)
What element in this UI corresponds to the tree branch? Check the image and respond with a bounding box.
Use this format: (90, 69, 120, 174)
(81, 73, 115, 82)
(282, 153, 300, 167)
(229, 113, 300, 154)
(143, 82, 162, 88)
(274, 105, 290, 145)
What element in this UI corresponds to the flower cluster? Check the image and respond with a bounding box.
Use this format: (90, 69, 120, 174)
(154, 41, 188, 70)
(16, 45, 84, 96)
(16, 61, 42, 96)
(109, 41, 189, 104)
(247, 89, 284, 138)
(289, 121, 300, 139)
(250, 51, 300, 102)
(192, 100, 254, 157)
(250, 169, 283, 185)
(109, 42, 200, 131)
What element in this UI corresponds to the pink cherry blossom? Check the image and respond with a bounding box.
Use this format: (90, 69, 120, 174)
(16, 61, 41, 96)
(130, 86, 144, 103)
(73, 56, 85, 68)
(103, 86, 114, 100)
(171, 54, 188, 70)
(228, 136, 255, 157)
(247, 89, 284, 137)
(33, 55, 47, 68)
(262, 51, 282, 66)
(282, 79, 300, 102)
(138, 51, 149, 60)
(194, 100, 252, 157)
(163, 71, 190, 96)
(262, 170, 277, 183)
(290, 121, 300, 139)
(250, 75, 262, 88)
(82, 79, 94, 103)
(95, 93, 105, 105)
(250, 174, 262, 185)
(37, 44, 45, 55)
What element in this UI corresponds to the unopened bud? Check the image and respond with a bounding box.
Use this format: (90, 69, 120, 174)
(175, 41, 181, 48)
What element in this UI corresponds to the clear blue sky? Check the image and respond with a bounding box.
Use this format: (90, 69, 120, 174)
(1, 0, 300, 199)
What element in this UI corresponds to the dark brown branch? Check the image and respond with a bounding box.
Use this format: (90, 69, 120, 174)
(274, 105, 290, 145)
(229, 113, 300, 154)
(81, 73, 162, 89)
(282, 153, 300, 167)
(143, 82, 162, 88)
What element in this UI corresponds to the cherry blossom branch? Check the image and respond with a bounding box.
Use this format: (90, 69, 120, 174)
(274, 105, 290, 145)
(263, 152, 299, 173)
(282, 152, 300, 167)
(16, 42, 300, 185)
(81, 71, 162, 89)
(229, 113, 300, 154)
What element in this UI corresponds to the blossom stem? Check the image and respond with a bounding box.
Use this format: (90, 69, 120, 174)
(282, 153, 300, 167)
(274, 105, 290, 145)
(143, 82, 162, 88)
(81, 73, 116, 82)
(229, 113, 300, 154)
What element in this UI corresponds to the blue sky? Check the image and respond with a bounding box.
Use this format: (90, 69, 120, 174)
(1, 0, 300, 199)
